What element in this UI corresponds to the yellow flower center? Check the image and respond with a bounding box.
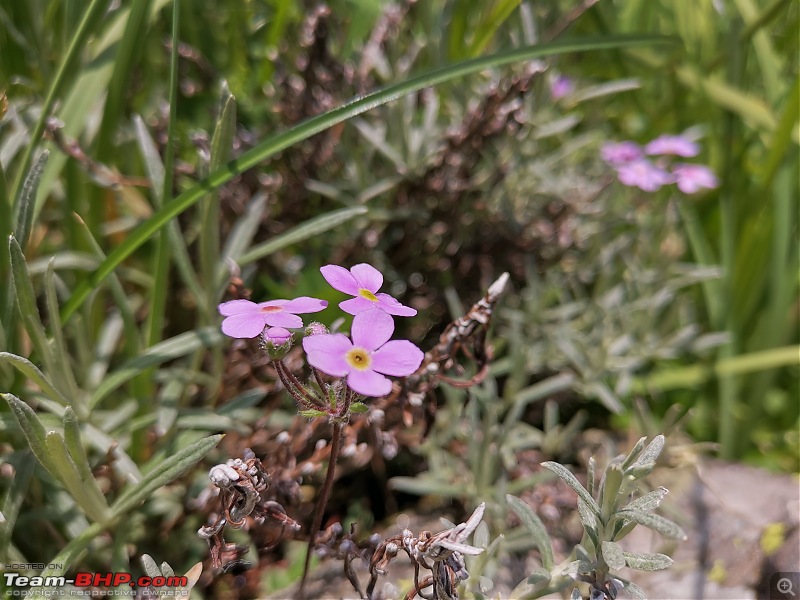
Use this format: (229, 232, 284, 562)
(259, 305, 283, 313)
(358, 289, 378, 302)
(346, 348, 372, 371)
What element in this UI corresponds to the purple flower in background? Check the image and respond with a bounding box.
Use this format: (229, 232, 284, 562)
(218, 297, 327, 338)
(302, 309, 424, 397)
(550, 74, 575, 100)
(672, 163, 719, 194)
(601, 141, 643, 166)
(321, 263, 416, 317)
(616, 159, 673, 192)
(645, 134, 700, 157)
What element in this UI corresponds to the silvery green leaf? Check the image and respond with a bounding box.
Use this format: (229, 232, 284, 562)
(0, 452, 35, 563)
(474, 520, 489, 549)
(541, 461, 601, 516)
(13, 150, 49, 250)
(63, 408, 100, 490)
(161, 562, 174, 578)
(0, 352, 70, 406)
(614, 509, 687, 540)
(601, 541, 626, 570)
(561, 559, 594, 577)
(623, 551, 673, 571)
(628, 435, 665, 471)
(2, 393, 59, 478)
(526, 567, 551, 584)
(45, 431, 109, 523)
(620, 436, 648, 470)
(627, 461, 657, 479)
(586, 456, 596, 497)
(623, 487, 668, 513)
(620, 579, 647, 600)
(506, 494, 554, 570)
(577, 498, 598, 548)
(141, 554, 162, 578)
(111, 434, 223, 517)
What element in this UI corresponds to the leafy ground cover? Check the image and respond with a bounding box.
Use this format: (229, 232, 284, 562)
(0, 1, 797, 598)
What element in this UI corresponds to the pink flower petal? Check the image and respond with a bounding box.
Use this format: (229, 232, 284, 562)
(376, 293, 417, 317)
(257, 300, 289, 309)
(218, 299, 258, 316)
(263, 312, 304, 328)
(351, 309, 394, 351)
(339, 296, 378, 316)
(371, 340, 424, 376)
(321, 265, 360, 295)
(303, 334, 352, 377)
(283, 296, 328, 313)
(221, 313, 266, 338)
(347, 369, 392, 397)
(350, 263, 383, 293)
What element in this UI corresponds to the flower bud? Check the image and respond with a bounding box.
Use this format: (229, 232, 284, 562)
(305, 321, 328, 336)
(262, 326, 293, 359)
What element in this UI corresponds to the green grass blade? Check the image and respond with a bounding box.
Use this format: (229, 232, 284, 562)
(238, 206, 369, 265)
(9, 0, 107, 204)
(12, 150, 48, 252)
(9, 235, 58, 379)
(109, 433, 223, 518)
(90, 327, 223, 408)
(60, 34, 675, 321)
(202, 85, 236, 307)
(44, 259, 82, 409)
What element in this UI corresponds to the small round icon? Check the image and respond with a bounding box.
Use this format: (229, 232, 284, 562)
(778, 577, 796, 597)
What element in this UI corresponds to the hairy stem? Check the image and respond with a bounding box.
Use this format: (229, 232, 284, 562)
(272, 360, 323, 409)
(299, 418, 344, 596)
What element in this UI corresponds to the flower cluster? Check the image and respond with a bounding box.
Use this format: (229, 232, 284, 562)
(601, 133, 719, 194)
(217, 263, 423, 398)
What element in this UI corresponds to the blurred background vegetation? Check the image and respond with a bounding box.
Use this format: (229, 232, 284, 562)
(1, 0, 797, 596)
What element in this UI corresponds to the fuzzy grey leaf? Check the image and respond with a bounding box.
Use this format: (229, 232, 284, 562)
(623, 551, 673, 571)
(615, 509, 687, 540)
(541, 461, 601, 516)
(601, 540, 626, 570)
(506, 494, 554, 570)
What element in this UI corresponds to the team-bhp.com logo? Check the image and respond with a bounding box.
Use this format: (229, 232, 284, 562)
(4, 572, 188, 593)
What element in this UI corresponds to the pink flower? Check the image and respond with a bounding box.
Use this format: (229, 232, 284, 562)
(601, 141, 643, 166)
(302, 309, 424, 397)
(672, 163, 719, 194)
(550, 75, 574, 100)
(616, 159, 673, 192)
(321, 263, 416, 317)
(645, 135, 699, 157)
(218, 297, 327, 338)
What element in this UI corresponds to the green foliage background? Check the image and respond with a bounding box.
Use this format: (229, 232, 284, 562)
(0, 0, 797, 593)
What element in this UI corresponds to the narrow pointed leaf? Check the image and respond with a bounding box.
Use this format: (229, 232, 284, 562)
(0, 352, 70, 406)
(2, 393, 59, 478)
(239, 206, 369, 265)
(629, 435, 665, 471)
(506, 494, 554, 570)
(623, 551, 673, 571)
(623, 487, 669, 513)
(0, 452, 35, 564)
(601, 540, 626, 570)
(13, 151, 49, 251)
(541, 461, 600, 516)
(614, 509, 687, 540)
(110, 434, 223, 517)
(45, 431, 109, 523)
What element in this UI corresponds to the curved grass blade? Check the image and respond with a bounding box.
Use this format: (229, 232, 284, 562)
(110, 433, 223, 517)
(61, 34, 675, 321)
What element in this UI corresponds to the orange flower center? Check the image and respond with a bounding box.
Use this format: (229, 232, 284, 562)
(346, 348, 371, 371)
(359, 289, 378, 302)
